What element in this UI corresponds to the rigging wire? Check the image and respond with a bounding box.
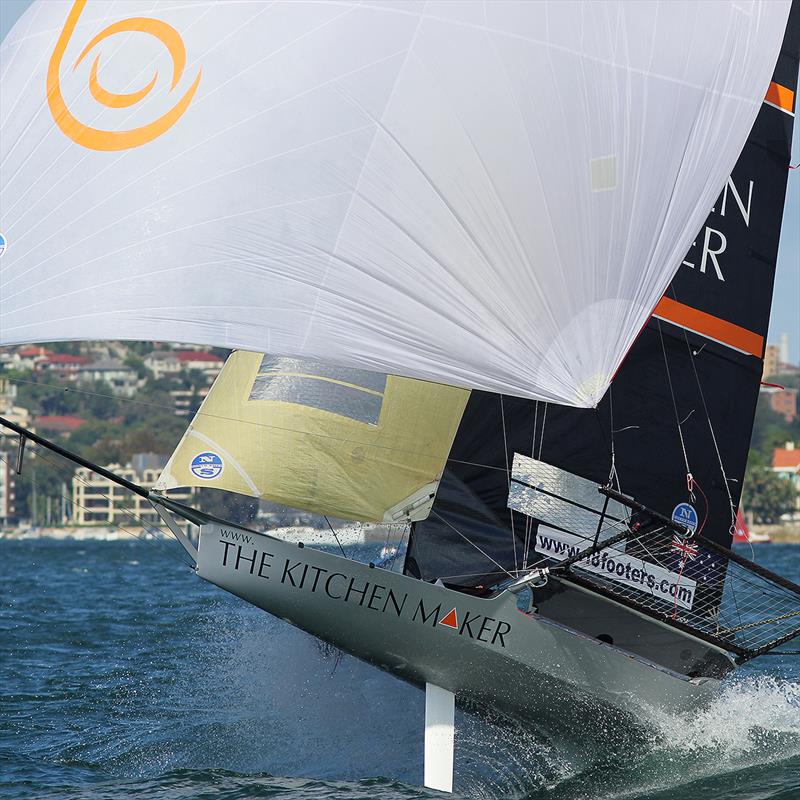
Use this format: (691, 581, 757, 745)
(523, 401, 548, 571)
(537, 402, 548, 461)
(323, 515, 348, 559)
(499, 394, 518, 573)
(0, 449, 193, 569)
(5, 373, 481, 468)
(384, 523, 409, 572)
(430, 509, 515, 580)
(668, 290, 739, 536)
(606, 389, 621, 492)
(656, 318, 694, 499)
(522, 400, 540, 571)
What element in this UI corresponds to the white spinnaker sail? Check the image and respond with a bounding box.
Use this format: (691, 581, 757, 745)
(0, 1, 790, 406)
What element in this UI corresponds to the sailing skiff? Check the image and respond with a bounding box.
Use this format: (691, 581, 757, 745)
(2, 0, 800, 791)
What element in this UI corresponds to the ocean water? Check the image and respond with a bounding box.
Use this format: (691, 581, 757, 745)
(1, 538, 799, 800)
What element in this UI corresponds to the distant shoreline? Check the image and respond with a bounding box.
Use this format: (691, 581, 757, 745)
(0, 524, 384, 545)
(751, 523, 800, 544)
(1, 524, 799, 544)
(0, 526, 173, 541)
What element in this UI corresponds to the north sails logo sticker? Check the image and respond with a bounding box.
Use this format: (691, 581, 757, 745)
(190, 452, 223, 479)
(671, 502, 698, 534)
(0, 233, 6, 258)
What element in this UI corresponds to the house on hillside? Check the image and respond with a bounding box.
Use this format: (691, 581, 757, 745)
(144, 350, 223, 384)
(144, 350, 183, 380)
(174, 351, 223, 383)
(35, 415, 88, 437)
(8, 346, 53, 371)
(78, 359, 140, 397)
(37, 353, 90, 380)
(772, 442, 800, 516)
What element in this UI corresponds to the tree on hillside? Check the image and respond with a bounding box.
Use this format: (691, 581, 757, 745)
(124, 355, 149, 380)
(748, 394, 800, 455)
(742, 464, 796, 524)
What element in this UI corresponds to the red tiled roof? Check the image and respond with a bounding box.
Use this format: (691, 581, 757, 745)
(44, 354, 89, 365)
(17, 346, 53, 357)
(773, 447, 800, 470)
(36, 415, 88, 433)
(175, 351, 223, 363)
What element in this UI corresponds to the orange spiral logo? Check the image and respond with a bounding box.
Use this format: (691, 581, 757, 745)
(47, 0, 201, 151)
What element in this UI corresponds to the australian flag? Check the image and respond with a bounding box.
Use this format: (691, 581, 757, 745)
(669, 541, 728, 616)
(671, 535, 699, 560)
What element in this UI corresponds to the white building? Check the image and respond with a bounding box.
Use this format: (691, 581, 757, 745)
(772, 442, 800, 516)
(169, 386, 210, 415)
(5, 346, 52, 371)
(78, 359, 140, 397)
(72, 455, 195, 527)
(144, 349, 223, 384)
(0, 380, 33, 452)
(0, 452, 16, 523)
(173, 351, 223, 381)
(144, 350, 183, 380)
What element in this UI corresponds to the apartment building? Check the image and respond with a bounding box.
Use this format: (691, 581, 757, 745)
(0, 452, 15, 523)
(72, 454, 195, 527)
(773, 442, 800, 515)
(169, 386, 209, 415)
(770, 388, 799, 423)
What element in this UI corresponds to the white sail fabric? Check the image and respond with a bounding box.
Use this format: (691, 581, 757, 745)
(0, 1, 790, 406)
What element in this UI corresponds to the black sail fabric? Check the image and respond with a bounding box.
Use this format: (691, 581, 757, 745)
(407, 5, 800, 588)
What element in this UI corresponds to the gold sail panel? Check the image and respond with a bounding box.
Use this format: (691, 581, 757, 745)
(155, 351, 470, 523)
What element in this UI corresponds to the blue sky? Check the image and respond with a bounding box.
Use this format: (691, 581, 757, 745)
(2, 0, 798, 360)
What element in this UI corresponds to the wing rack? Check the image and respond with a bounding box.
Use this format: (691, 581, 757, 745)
(521, 483, 800, 662)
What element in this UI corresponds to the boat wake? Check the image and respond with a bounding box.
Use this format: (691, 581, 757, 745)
(457, 673, 800, 800)
(173, 601, 800, 800)
(8, 569, 797, 800)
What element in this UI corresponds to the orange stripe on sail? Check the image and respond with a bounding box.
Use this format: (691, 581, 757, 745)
(653, 297, 764, 358)
(765, 82, 795, 114)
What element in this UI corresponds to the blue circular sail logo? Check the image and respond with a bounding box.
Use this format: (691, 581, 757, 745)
(190, 452, 223, 480)
(671, 502, 698, 534)
(0, 233, 6, 258)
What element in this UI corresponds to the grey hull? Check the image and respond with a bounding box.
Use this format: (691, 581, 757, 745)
(196, 523, 722, 722)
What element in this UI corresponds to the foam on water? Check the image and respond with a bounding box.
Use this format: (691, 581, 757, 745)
(611, 675, 800, 799)
(653, 675, 800, 756)
(176, 593, 800, 800)
(2, 539, 799, 800)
